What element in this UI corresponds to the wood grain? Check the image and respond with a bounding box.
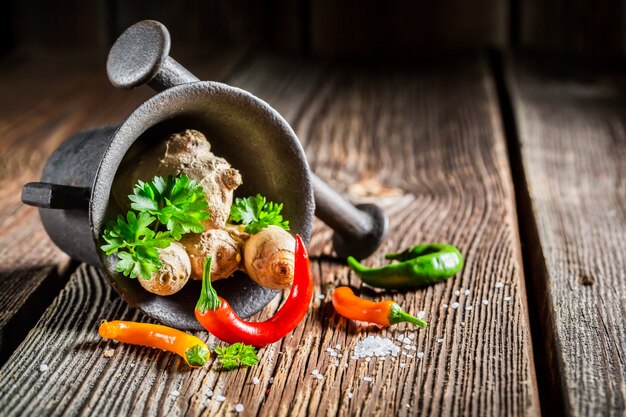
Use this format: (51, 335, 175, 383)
(0, 54, 539, 416)
(507, 55, 626, 416)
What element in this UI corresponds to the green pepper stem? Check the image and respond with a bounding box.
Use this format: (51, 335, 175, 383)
(196, 256, 222, 312)
(388, 303, 428, 327)
(185, 344, 210, 367)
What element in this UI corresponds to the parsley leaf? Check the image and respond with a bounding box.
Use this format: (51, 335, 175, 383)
(214, 343, 259, 370)
(101, 211, 173, 279)
(229, 194, 289, 234)
(129, 175, 210, 239)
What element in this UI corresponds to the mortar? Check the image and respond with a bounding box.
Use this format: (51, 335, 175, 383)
(22, 20, 388, 330)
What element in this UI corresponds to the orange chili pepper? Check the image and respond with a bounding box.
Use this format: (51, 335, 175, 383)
(99, 320, 210, 368)
(331, 287, 427, 327)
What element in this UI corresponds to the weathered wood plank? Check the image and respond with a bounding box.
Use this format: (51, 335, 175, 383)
(507, 55, 626, 416)
(0, 50, 245, 341)
(0, 54, 539, 416)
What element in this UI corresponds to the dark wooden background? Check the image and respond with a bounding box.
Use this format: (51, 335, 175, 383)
(1, 2, 625, 417)
(3, 0, 626, 58)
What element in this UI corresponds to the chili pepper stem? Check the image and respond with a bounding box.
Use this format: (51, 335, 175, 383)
(185, 344, 211, 367)
(388, 303, 428, 327)
(196, 256, 221, 312)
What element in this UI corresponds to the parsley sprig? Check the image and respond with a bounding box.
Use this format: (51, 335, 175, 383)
(229, 194, 289, 234)
(101, 174, 209, 280)
(214, 343, 259, 370)
(129, 175, 210, 240)
(101, 211, 173, 279)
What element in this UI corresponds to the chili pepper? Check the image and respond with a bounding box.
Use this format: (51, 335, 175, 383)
(98, 320, 210, 368)
(331, 286, 427, 327)
(347, 243, 463, 289)
(195, 234, 313, 348)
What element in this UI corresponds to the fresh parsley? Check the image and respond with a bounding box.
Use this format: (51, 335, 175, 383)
(229, 194, 289, 234)
(214, 343, 259, 370)
(101, 211, 173, 279)
(129, 175, 210, 240)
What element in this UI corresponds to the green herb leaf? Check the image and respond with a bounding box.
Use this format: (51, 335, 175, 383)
(100, 211, 174, 279)
(214, 343, 259, 370)
(129, 174, 210, 239)
(229, 194, 289, 234)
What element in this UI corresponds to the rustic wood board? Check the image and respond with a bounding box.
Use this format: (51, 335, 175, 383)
(0, 51, 244, 341)
(507, 55, 626, 416)
(0, 54, 539, 416)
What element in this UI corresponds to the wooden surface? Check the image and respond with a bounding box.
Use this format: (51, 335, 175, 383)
(0, 54, 542, 416)
(507, 55, 626, 417)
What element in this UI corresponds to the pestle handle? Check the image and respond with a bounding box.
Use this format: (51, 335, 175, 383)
(106, 20, 199, 92)
(107, 20, 389, 260)
(312, 175, 388, 259)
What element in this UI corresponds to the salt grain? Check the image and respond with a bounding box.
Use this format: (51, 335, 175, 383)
(442, 304, 448, 309)
(335, 344, 341, 349)
(417, 311, 426, 319)
(269, 377, 274, 384)
(396, 335, 404, 342)
(214, 395, 226, 402)
(504, 296, 512, 302)
(347, 392, 353, 399)
(235, 404, 245, 413)
(171, 390, 180, 396)
(437, 338, 444, 343)
(416, 352, 424, 359)
(252, 377, 260, 385)
(315, 374, 324, 380)
(318, 294, 326, 300)
(207, 389, 213, 398)
(39, 364, 49, 372)
(353, 336, 401, 360)
(482, 299, 489, 305)
(454, 290, 461, 296)
(408, 333, 416, 340)
(464, 289, 471, 296)
(400, 363, 406, 368)
(363, 376, 373, 382)
(451, 302, 460, 309)
(465, 306, 473, 311)
(495, 282, 504, 289)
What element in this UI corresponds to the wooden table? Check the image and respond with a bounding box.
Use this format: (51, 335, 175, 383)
(0, 51, 623, 417)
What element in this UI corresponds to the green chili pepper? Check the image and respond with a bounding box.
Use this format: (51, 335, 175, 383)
(346, 244, 463, 289)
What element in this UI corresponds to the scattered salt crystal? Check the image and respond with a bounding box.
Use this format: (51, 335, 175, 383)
(315, 374, 323, 380)
(329, 351, 337, 357)
(39, 364, 49, 372)
(495, 282, 504, 289)
(252, 377, 260, 385)
(417, 311, 426, 319)
(171, 390, 180, 396)
(269, 377, 274, 384)
(401, 351, 407, 356)
(407, 354, 414, 359)
(454, 290, 460, 296)
(410, 346, 416, 351)
(442, 304, 448, 309)
(318, 294, 326, 300)
(405, 404, 411, 408)
(334, 361, 340, 366)
(344, 363, 349, 368)
(347, 392, 353, 399)
(396, 335, 404, 342)
(408, 333, 416, 340)
(338, 353, 343, 358)
(312, 369, 319, 376)
(437, 338, 444, 343)
(465, 306, 473, 311)
(235, 404, 245, 413)
(464, 289, 470, 296)
(206, 389, 213, 398)
(130, 363, 135, 368)
(400, 363, 406, 368)
(353, 336, 401, 360)
(214, 395, 226, 402)
(366, 357, 371, 362)
(363, 376, 373, 382)
(504, 296, 512, 302)
(335, 344, 341, 349)
(451, 302, 460, 309)
(416, 352, 424, 359)
(103, 348, 115, 358)
(482, 299, 489, 305)
(326, 347, 334, 354)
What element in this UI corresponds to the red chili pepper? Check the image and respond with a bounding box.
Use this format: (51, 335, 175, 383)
(195, 234, 313, 347)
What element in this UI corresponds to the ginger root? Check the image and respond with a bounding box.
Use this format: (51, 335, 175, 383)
(243, 225, 296, 289)
(181, 228, 245, 281)
(114, 129, 242, 228)
(139, 242, 191, 296)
